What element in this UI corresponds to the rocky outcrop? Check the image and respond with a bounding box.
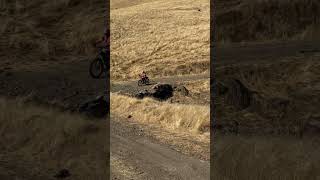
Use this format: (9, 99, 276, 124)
(135, 84, 174, 100)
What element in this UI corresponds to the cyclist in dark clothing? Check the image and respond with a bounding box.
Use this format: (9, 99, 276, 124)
(139, 71, 147, 80)
(94, 28, 110, 64)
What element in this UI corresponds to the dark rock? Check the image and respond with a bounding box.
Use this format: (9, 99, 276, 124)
(135, 84, 174, 101)
(128, 115, 132, 118)
(79, 95, 108, 119)
(151, 84, 174, 100)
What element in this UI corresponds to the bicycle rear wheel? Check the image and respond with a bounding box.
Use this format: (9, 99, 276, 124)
(89, 58, 104, 79)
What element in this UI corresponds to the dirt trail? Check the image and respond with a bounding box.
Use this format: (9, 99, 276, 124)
(0, 59, 106, 110)
(110, 117, 210, 180)
(111, 73, 209, 95)
(215, 40, 320, 65)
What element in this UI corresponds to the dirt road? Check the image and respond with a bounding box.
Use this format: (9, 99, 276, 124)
(110, 117, 210, 180)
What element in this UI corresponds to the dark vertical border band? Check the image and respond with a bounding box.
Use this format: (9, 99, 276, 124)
(210, 0, 216, 179)
(105, 0, 110, 178)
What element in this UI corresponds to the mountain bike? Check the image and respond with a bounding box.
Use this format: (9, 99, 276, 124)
(138, 76, 150, 86)
(89, 48, 107, 79)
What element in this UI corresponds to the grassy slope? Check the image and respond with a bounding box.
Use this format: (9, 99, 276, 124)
(111, 0, 210, 80)
(212, 134, 320, 180)
(0, 0, 105, 70)
(216, 0, 320, 42)
(0, 97, 107, 179)
(111, 93, 210, 133)
(216, 56, 320, 135)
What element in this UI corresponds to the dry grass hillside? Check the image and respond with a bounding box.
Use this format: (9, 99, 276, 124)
(0, 97, 107, 180)
(212, 134, 320, 180)
(215, 56, 320, 135)
(111, 93, 210, 133)
(110, 0, 210, 81)
(216, 0, 320, 42)
(0, 0, 105, 70)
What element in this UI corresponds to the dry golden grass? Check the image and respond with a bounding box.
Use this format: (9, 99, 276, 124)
(216, 0, 320, 42)
(0, 0, 105, 69)
(217, 57, 320, 98)
(0, 97, 107, 179)
(212, 135, 320, 180)
(111, 0, 161, 10)
(183, 79, 210, 94)
(215, 56, 320, 134)
(110, 0, 210, 81)
(110, 93, 210, 133)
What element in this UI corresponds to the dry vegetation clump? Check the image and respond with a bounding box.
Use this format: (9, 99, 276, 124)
(171, 79, 210, 105)
(212, 135, 320, 180)
(0, 97, 107, 179)
(111, 0, 210, 81)
(216, 0, 320, 42)
(0, 0, 105, 69)
(183, 79, 210, 94)
(110, 93, 210, 133)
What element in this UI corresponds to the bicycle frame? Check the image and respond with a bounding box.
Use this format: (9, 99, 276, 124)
(97, 48, 107, 68)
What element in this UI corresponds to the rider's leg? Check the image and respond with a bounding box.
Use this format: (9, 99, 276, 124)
(100, 51, 106, 61)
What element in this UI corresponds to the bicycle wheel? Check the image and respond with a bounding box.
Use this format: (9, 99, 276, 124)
(89, 58, 104, 79)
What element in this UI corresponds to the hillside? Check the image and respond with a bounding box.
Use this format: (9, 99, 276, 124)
(216, 0, 320, 42)
(0, 0, 105, 71)
(110, 0, 210, 80)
